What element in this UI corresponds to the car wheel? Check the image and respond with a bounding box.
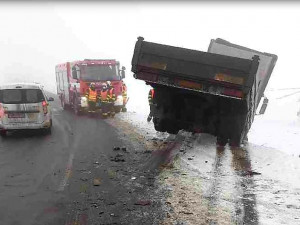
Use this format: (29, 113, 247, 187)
(44, 120, 52, 135)
(43, 127, 51, 135)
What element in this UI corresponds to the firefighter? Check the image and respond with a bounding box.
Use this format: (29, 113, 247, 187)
(107, 81, 116, 117)
(100, 83, 110, 117)
(86, 82, 99, 112)
(122, 83, 128, 111)
(147, 88, 155, 122)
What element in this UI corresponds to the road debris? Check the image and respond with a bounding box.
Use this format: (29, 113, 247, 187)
(179, 211, 193, 215)
(93, 178, 101, 186)
(134, 200, 151, 206)
(107, 169, 117, 178)
(80, 177, 89, 182)
(110, 153, 125, 162)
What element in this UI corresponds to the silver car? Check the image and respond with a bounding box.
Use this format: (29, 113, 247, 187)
(0, 83, 53, 136)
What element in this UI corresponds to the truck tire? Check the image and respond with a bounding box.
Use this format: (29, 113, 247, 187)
(61, 98, 68, 110)
(229, 133, 243, 147)
(216, 136, 227, 147)
(114, 106, 122, 113)
(153, 117, 166, 132)
(73, 97, 81, 115)
(165, 120, 179, 135)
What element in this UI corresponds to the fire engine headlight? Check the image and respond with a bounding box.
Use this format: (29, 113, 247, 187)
(81, 96, 88, 107)
(114, 95, 123, 106)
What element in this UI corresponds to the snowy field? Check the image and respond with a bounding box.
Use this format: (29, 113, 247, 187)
(249, 89, 300, 157)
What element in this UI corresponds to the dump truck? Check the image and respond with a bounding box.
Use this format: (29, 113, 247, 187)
(131, 37, 277, 146)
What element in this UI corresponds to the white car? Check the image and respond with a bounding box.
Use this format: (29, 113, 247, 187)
(0, 83, 53, 137)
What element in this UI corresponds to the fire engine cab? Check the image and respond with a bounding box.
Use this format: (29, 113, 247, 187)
(55, 59, 127, 114)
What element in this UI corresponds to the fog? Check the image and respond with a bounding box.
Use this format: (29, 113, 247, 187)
(1, 2, 300, 99)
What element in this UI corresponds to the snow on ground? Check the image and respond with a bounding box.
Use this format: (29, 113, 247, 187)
(120, 82, 300, 225)
(249, 89, 300, 157)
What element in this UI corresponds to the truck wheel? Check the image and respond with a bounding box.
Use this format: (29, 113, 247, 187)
(61, 99, 68, 110)
(153, 118, 166, 132)
(165, 120, 179, 135)
(114, 106, 122, 113)
(74, 97, 81, 115)
(216, 136, 227, 146)
(229, 135, 242, 147)
(0, 130, 7, 137)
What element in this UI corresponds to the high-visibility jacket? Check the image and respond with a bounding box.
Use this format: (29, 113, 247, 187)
(101, 88, 116, 103)
(122, 84, 127, 104)
(87, 88, 97, 102)
(148, 89, 154, 104)
(109, 88, 116, 103)
(100, 90, 109, 103)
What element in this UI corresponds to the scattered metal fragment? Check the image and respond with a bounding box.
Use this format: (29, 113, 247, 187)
(93, 178, 101, 186)
(135, 200, 151, 206)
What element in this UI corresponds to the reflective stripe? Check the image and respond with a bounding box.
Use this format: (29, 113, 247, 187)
(108, 88, 115, 102)
(148, 89, 154, 103)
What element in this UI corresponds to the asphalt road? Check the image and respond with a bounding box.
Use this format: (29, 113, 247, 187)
(0, 100, 299, 225)
(0, 101, 167, 225)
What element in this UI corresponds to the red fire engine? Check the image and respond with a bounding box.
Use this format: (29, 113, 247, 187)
(55, 59, 127, 114)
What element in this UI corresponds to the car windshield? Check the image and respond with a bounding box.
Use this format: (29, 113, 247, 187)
(0, 89, 45, 104)
(80, 65, 120, 81)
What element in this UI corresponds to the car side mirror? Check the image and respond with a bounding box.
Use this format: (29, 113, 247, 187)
(48, 97, 54, 101)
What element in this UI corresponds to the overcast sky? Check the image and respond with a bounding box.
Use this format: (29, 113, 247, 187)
(1, 2, 300, 95)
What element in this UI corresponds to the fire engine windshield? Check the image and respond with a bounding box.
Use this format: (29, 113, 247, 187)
(81, 65, 120, 81)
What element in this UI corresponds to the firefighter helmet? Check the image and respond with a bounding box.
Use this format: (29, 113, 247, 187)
(90, 82, 95, 91)
(102, 83, 108, 90)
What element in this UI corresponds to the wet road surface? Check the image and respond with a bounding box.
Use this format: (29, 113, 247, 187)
(0, 100, 300, 225)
